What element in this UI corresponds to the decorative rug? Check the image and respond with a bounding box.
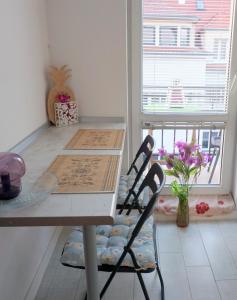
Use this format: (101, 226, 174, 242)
(154, 194, 236, 219)
(65, 129, 125, 150)
(46, 155, 119, 193)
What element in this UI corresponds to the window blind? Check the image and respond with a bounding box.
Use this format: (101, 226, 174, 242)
(142, 0, 233, 114)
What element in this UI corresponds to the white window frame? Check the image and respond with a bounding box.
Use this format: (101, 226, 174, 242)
(130, 0, 237, 195)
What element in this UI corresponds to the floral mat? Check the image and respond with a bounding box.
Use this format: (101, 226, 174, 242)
(154, 194, 236, 218)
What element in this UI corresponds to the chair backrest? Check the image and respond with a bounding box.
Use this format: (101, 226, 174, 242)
(126, 163, 165, 248)
(127, 135, 154, 176)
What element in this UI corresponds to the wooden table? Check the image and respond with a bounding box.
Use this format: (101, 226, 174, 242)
(0, 122, 125, 300)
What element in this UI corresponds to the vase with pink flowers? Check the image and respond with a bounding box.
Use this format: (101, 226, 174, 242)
(159, 141, 212, 227)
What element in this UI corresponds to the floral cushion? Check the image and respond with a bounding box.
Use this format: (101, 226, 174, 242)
(60, 215, 156, 270)
(117, 174, 149, 206)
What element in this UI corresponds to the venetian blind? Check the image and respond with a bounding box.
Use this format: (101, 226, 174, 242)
(142, 0, 233, 114)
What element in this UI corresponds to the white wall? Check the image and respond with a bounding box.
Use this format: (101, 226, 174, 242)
(0, 0, 49, 151)
(46, 0, 128, 118)
(0, 2, 56, 300)
(0, 1, 129, 299)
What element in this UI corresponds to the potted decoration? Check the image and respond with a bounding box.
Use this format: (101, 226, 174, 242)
(47, 65, 79, 126)
(159, 141, 212, 227)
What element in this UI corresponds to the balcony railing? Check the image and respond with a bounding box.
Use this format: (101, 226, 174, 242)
(142, 85, 226, 113)
(143, 126, 224, 185)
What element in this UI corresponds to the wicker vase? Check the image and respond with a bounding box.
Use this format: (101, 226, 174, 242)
(176, 196, 189, 227)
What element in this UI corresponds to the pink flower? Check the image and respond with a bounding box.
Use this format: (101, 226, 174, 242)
(56, 93, 71, 103)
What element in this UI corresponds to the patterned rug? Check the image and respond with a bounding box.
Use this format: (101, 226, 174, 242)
(65, 129, 125, 150)
(46, 155, 119, 193)
(154, 194, 236, 219)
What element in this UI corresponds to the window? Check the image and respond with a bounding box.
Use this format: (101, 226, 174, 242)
(131, 0, 236, 193)
(213, 39, 228, 60)
(143, 26, 156, 45)
(180, 28, 190, 47)
(197, 0, 205, 10)
(159, 26, 177, 46)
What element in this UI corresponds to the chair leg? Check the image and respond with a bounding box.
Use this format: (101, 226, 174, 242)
(84, 293, 87, 300)
(100, 250, 127, 298)
(156, 265, 165, 300)
(153, 224, 165, 300)
(136, 272, 150, 300)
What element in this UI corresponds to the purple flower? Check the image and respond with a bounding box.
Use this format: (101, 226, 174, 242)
(187, 157, 195, 166)
(166, 163, 173, 169)
(175, 141, 187, 150)
(158, 148, 167, 157)
(203, 153, 213, 164)
(168, 153, 175, 159)
(178, 154, 186, 162)
(195, 156, 203, 167)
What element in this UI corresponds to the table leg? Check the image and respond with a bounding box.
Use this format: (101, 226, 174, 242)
(83, 225, 100, 300)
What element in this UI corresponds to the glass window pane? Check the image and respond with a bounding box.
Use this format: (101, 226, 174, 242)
(142, 0, 232, 113)
(143, 26, 156, 45)
(159, 26, 178, 46)
(180, 28, 190, 47)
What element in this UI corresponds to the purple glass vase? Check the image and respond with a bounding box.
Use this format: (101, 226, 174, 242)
(0, 153, 25, 200)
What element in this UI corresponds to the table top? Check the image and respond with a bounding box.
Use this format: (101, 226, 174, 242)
(0, 122, 125, 227)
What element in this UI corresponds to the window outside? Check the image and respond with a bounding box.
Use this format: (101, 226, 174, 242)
(159, 26, 178, 46)
(141, 0, 233, 187)
(180, 28, 190, 47)
(143, 26, 156, 45)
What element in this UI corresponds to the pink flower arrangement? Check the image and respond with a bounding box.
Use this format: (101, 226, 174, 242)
(56, 93, 71, 103)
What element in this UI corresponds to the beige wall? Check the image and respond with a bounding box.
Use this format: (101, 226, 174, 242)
(46, 0, 128, 118)
(0, 0, 49, 151)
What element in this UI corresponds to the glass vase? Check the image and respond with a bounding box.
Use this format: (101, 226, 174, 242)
(176, 196, 189, 227)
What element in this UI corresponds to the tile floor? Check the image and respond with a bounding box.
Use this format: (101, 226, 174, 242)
(35, 221, 237, 300)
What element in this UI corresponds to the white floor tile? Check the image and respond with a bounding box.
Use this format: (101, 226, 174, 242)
(157, 223, 182, 253)
(198, 222, 237, 280)
(187, 266, 221, 300)
(178, 223, 209, 266)
(217, 280, 237, 300)
(219, 221, 237, 253)
(159, 253, 192, 300)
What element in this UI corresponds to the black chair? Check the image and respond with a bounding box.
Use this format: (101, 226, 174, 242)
(117, 135, 154, 214)
(61, 163, 165, 300)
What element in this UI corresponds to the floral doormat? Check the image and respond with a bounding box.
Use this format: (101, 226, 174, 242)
(154, 194, 236, 218)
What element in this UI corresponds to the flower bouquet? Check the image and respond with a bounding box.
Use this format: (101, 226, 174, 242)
(159, 141, 212, 227)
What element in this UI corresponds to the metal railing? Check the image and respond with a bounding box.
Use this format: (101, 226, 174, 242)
(143, 126, 224, 184)
(142, 86, 226, 113)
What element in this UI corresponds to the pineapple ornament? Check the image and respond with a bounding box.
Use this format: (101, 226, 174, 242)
(47, 65, 76, 124)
